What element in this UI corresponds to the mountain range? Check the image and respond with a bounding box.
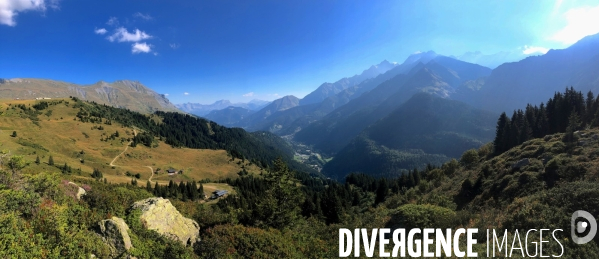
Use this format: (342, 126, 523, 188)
(0, 78, 179, 114)
(321, 93, 497, 179)
(458, 33, 599, 113)
(203, 32, 599, 178)
(5, 33, 599, 179)
(176, 99, 270, 116)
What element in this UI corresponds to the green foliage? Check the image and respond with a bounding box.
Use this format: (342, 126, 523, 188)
(494, 87, 592, 155)
(7, 155, 29, 173)
(11, 131, 16, 137)
(389, 204, 456, 229)
(197, 224, 329, 258)
(255, 158, 304, 229)
(459, 149, 479, 168)
(16, 138, 49, 151)
(91, 168, 103, 179)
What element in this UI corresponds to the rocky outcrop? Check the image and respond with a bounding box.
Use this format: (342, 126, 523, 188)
(94, 217, 133, 257)
(130, 198, 200, 246)
(67, 182, 86, 200)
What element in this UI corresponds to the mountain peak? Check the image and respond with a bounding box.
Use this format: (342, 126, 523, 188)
(404, 50, 438, 65)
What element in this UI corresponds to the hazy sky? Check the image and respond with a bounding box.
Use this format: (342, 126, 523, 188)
(1, 0, 599, 104)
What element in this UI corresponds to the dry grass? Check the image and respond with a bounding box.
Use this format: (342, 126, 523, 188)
(0, 99, 260, 189)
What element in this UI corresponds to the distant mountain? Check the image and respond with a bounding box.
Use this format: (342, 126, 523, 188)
(0, 78, 178, 113)
(295, 55, 492, 154)
(177, 99, 270, 116)
(204, 106, 255, 127)
(322, 93, 497, 179)
(454, 50, 531, 69)
(299, 60, 397, 105)
(238, 51, 441, 134)
(237, 95, 300, 126)
(461, 32, 599, 113)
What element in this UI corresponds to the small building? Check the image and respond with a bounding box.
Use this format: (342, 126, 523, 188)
(167, 168, 177, 175)
(210, 190, 228, 199)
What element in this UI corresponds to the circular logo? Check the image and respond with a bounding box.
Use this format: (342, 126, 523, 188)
(571, 210, 597, 245)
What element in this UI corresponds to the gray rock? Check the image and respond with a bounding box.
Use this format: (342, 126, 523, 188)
(95, 217, 132, 258)
(68, 182, 86, 200)
(512, 158, 530, 169)
(130, 197, 200, 246)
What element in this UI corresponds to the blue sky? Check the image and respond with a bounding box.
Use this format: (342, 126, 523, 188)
(1, 0, 599, 104)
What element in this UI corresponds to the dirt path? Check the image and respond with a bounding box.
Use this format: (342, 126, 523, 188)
(145, 166, 154, 184)
(108, 129, 155, 184)
(109, 142, 131, 167)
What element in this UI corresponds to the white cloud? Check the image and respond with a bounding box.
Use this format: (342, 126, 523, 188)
(106, 16, 118, 26)
(133, 12, 152, 20)
(164, 93, 169, 96)
(522, 45, 549, 55)
(551, 5, 599, 45)
(184, 92, 189, 95)
(107, 27, 152, 42)
(94, 27, 107, 35)
(412, 51, 422, 54)
(131, 42, 151, 54)
(0, 0, 57, 26)
(169, 43, 180, 49)
(242, 92, 254, 97)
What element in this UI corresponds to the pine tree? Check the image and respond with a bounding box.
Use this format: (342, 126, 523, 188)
(154, 182, 160, 196)
(563, 111, 581, 143)
(256, 157, 304, 229)
(199, 183, 204, 198)
(48, 155, 54, 166)
(493, 112, 510, 155)
(375, 179, 389, 205)
(146, 181, 152, 193)
(35, 155, 40, 165)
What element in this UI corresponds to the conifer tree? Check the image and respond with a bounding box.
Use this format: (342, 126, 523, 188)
(48, 155, 54, 166)
(199, 183, 204, 197)
(256, 157, 304, 229)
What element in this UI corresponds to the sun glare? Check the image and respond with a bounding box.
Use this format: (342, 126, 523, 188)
(552, 5, 599, 45)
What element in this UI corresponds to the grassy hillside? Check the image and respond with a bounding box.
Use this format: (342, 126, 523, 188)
(0, 98, 261, 187)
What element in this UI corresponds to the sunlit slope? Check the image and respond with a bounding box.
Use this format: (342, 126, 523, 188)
(0, 99, 261, 186)
(0, 78, 179, 113)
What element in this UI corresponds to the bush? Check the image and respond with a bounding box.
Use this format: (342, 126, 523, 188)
(460, 149, 479, 168)
(388, 204, 456, 229)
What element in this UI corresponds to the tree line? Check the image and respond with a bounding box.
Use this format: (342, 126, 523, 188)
(494, 87, 595, 155)
(69, 97, 313, 173)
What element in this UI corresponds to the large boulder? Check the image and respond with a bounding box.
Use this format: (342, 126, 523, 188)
(130, 197, 200, 246)
(94, 217, 133, 258)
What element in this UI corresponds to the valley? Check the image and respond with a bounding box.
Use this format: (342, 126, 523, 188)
(3, 2, 599, 257)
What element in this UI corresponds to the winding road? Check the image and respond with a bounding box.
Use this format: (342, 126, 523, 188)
(109, 130, 155, 185)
